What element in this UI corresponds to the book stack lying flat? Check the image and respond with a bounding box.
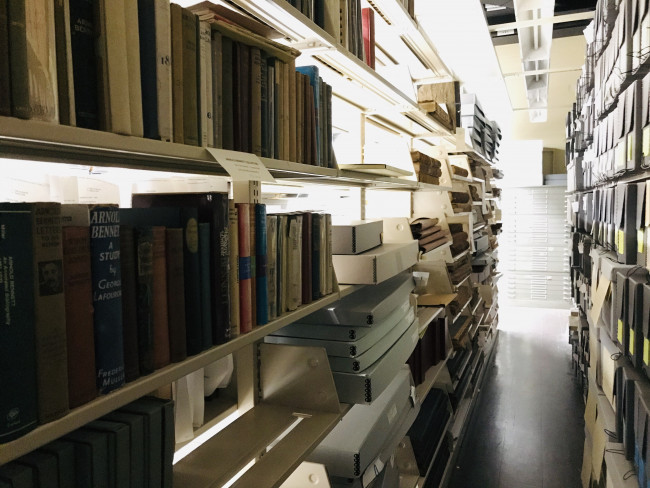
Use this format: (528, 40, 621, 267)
(410, 218, 451, 253)
(308, 367, 420, 487)
(448, 223, 469, 257)
(410, 151, 443, 185)
(267, 272, 417, 403)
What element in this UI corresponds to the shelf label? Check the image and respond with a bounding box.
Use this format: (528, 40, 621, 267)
(630, 328, 635, 355)
(618, 229, 625, 255)
(206, 148, 275, 183)
(639, 229, 645, 254)
(618, 319, 624, 344)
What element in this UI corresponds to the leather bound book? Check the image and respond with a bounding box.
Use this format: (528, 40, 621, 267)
(249, 204, 257, 328)
(165, 228, 187, 363)
(301, 212, 313, 305)
(311, 213, 321, 300)
(62, 226, 97, 408)
(417, 173, 440, 185)
(420, 237, 451, 254)
(152, 227, 170, 370)
(419, 229, 450, 247)
(452, 231, 469, 245)
(449, 191, 470, 204)
(251, 46, 263, 156)
(450, 240, 470, 256)
(54, 0, 74, 125)
(221, 36, 234, 150)
(236, 203, 253, 334)
(170, 3, 184, 143)
(415, 225, 442, 240)
(119, 225, 140, 383)
(451, 165, 469, 177)
(181, 7, 199, 146)
(228, 202, 240, 336)
(410, 217, 439, 233)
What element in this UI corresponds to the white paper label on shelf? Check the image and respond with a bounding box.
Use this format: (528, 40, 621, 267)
(206, 148, 275, 183)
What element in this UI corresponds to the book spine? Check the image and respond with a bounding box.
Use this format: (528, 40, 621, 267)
(260, 52, 268, 158)
(326, 213, 333, 294)
(165, 228, 187, 362)
(303, 75, 312, 165)
(211, 30, 222, 148)
(275, 59, 283, 159)
(326, 83, 333, 168)
(135, 226, 155, 376)
(97, 0, 132, 134)
(124, 0, 143, 137)
(251, 47, 263, 156)
(276, 215, 286, 315)
(212, 194, 230, 344)
(311, 213, 320, 301)
(249, 204, 257, 328)
(296, 71, 304, 164)
(240, 43, 250, 152)
(288, 59, 297, 162)
(119, 225, 140, 382)
(8, 0, 59, 121)
(221, 36, 234, 150)
(154, 0, 172, 141)
(228, 201, 240, 337)
(198, 222, 213, 349)
(62, 226, 97, 408)
(69, 0, 98, 129)
(255, 204, 268, 325)
(0, 0, 11, 115)
(181, 208, 203, 355)
(236, 203, 253, 334)
(301, 212, 312, 304)
(0, 208, 38, 442)
(266, 215, 277, 320)
(54, 0, 75, 125)
(288, 215, 303, 311)
(282, 61, 290, 159)
(199, 20, 213, 147)
(152, 227, 170, 370)
(323, 0, 339, 42)
(137, 0, 159, 139)
(31, 203, 69, 423)
(319, 78, 325, 167)
(170, 3, 184, 143)
(181, 8, 198, 146)
(89, 205, 125, 394)
(319, 212, 327, 295)
(267, 59, 275, 159)
(361, 7, 373, 69)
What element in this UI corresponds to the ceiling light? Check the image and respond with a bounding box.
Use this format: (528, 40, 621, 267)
(485, 4, 508, 11)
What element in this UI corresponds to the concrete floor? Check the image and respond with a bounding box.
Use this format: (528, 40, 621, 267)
(448, 306, 585, 488)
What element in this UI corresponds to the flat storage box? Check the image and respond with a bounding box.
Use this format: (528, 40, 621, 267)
(332, 242, 418, 285)
(332, 316, 419, 404)
(265, 301, 414, 358)
(309, 367, 419, 480)
(474, 234, 489, 254)
(291, 271, 414, 327)
(332, 220, 383, 255)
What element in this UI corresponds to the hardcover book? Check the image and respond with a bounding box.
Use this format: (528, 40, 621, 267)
(119, 225, 141, 382)
(0, 207, 38, 442)
(301, 211, 313, 305)
(69, 0, 98, 128)
(181, 7, 199, 146)
(236, 203, 253, 333)
(165, 228, 187, 362)
(170, 3, 184, 143)
(266, 214, 278, 320)
(0, 0, 10, 116)
(85, 420, 131, 488)
(228, 201, 240, 336)
(255, 204, 269, 325)
(135, 227, 155, 376)
(199, 222, 213, 348)
(54, 0, 74, 125)
(152, 227, 170, 369)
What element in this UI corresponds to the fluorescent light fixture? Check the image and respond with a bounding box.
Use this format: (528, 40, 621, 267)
(485, 4, 507, 11)
(173, 409, 241, 464)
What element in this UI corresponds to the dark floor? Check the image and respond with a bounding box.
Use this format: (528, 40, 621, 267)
(448, 307, 585, 488)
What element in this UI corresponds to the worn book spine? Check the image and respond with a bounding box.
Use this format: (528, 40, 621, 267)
(267, 59, 275, 160)
(182, 8, 198, 145)
(236, 203, 253, 333)
(96, 0, 131, 134)
(119, 225, 140, 383)
(288, 60, 297, 162)
(260, 52, 269, 157)
(240, 43, 251, 152)
(138, 0, 159, 139)
(135, 227, 155, 376)
(212, 194, 230, 344)
(181, 208, 203, 355)
(326, 84, 333, 167)
(251, 46, 263, 156)
(170, 3, 184, 143)
(319, 78, 325, 167)
(155, 0, 172, 141)
(221, 36, 234, 150)
(152, 227, 170, 369)
(277, 214, 287, 314)
(211, 30, 222, 148)
(228, 201, 240, 336)
(0, 0, 11, 115)
(30, 203, 69, 423)
(8, 0, 59, 121)
(303, 76, 312, 165)
(296, 71, 304, 164)
(124, 0, 144, 137)
(255, 204, 269, 325)
(199, 222, 213, 349)
(266, 215, 278, 320)
(340, 0, 348, 50)
(54, 0, 75, 125)
(199, 20, 213, 147)
(361, 7, 374, 69)
(311, 213, 320, 301)
(274, 59, 283, 160)
(0, 207, 38, 442)
(62, 226, 97, 408)
(165, 228, 187, 362)
(282, 61, 290, 159)
(301, 212, 313, 304)
(249, 204, 257, 327)
(326, 213, 333, 294)
(319, 212, 327, 294)
(89, 205, 125, 394)
(68, 0, 97, 129)
(287, 215, 303, 311)
(323, 0, 339, 41)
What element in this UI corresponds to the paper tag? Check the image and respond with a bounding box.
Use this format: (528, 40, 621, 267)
(618, 229, 625, 254)
(630, 328, 635, 355)
(618, 319, 624, 344)
(206, 147, 275, 183)
(644, 126, 650, 157)
(639, 229, 645, 253)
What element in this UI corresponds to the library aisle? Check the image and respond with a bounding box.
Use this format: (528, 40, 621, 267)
(448, 307, 584, 488)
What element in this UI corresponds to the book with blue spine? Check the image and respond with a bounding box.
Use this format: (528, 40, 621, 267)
(89, 205, 125, 394)
(0, 206, 38, 442)
(296, 65, 321, 166)
(255, 204, 268, 325)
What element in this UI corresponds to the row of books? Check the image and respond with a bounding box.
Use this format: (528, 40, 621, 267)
(0, 0, 336, 167)
(0, 396, 174, 488)
(0, 197, 334, 443)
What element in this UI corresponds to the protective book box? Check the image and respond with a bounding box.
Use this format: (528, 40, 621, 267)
(332, 220, 383, 255)
(332, 242, 418, 285)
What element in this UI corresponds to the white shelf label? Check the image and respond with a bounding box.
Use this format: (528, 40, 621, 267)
(206, 148, 275, 183)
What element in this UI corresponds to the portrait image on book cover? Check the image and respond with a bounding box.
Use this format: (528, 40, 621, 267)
(39, 259, 63, 296)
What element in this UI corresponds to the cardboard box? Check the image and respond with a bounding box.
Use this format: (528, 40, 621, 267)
(332, 242, 418, 285)
(332, 220, 383, 255)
